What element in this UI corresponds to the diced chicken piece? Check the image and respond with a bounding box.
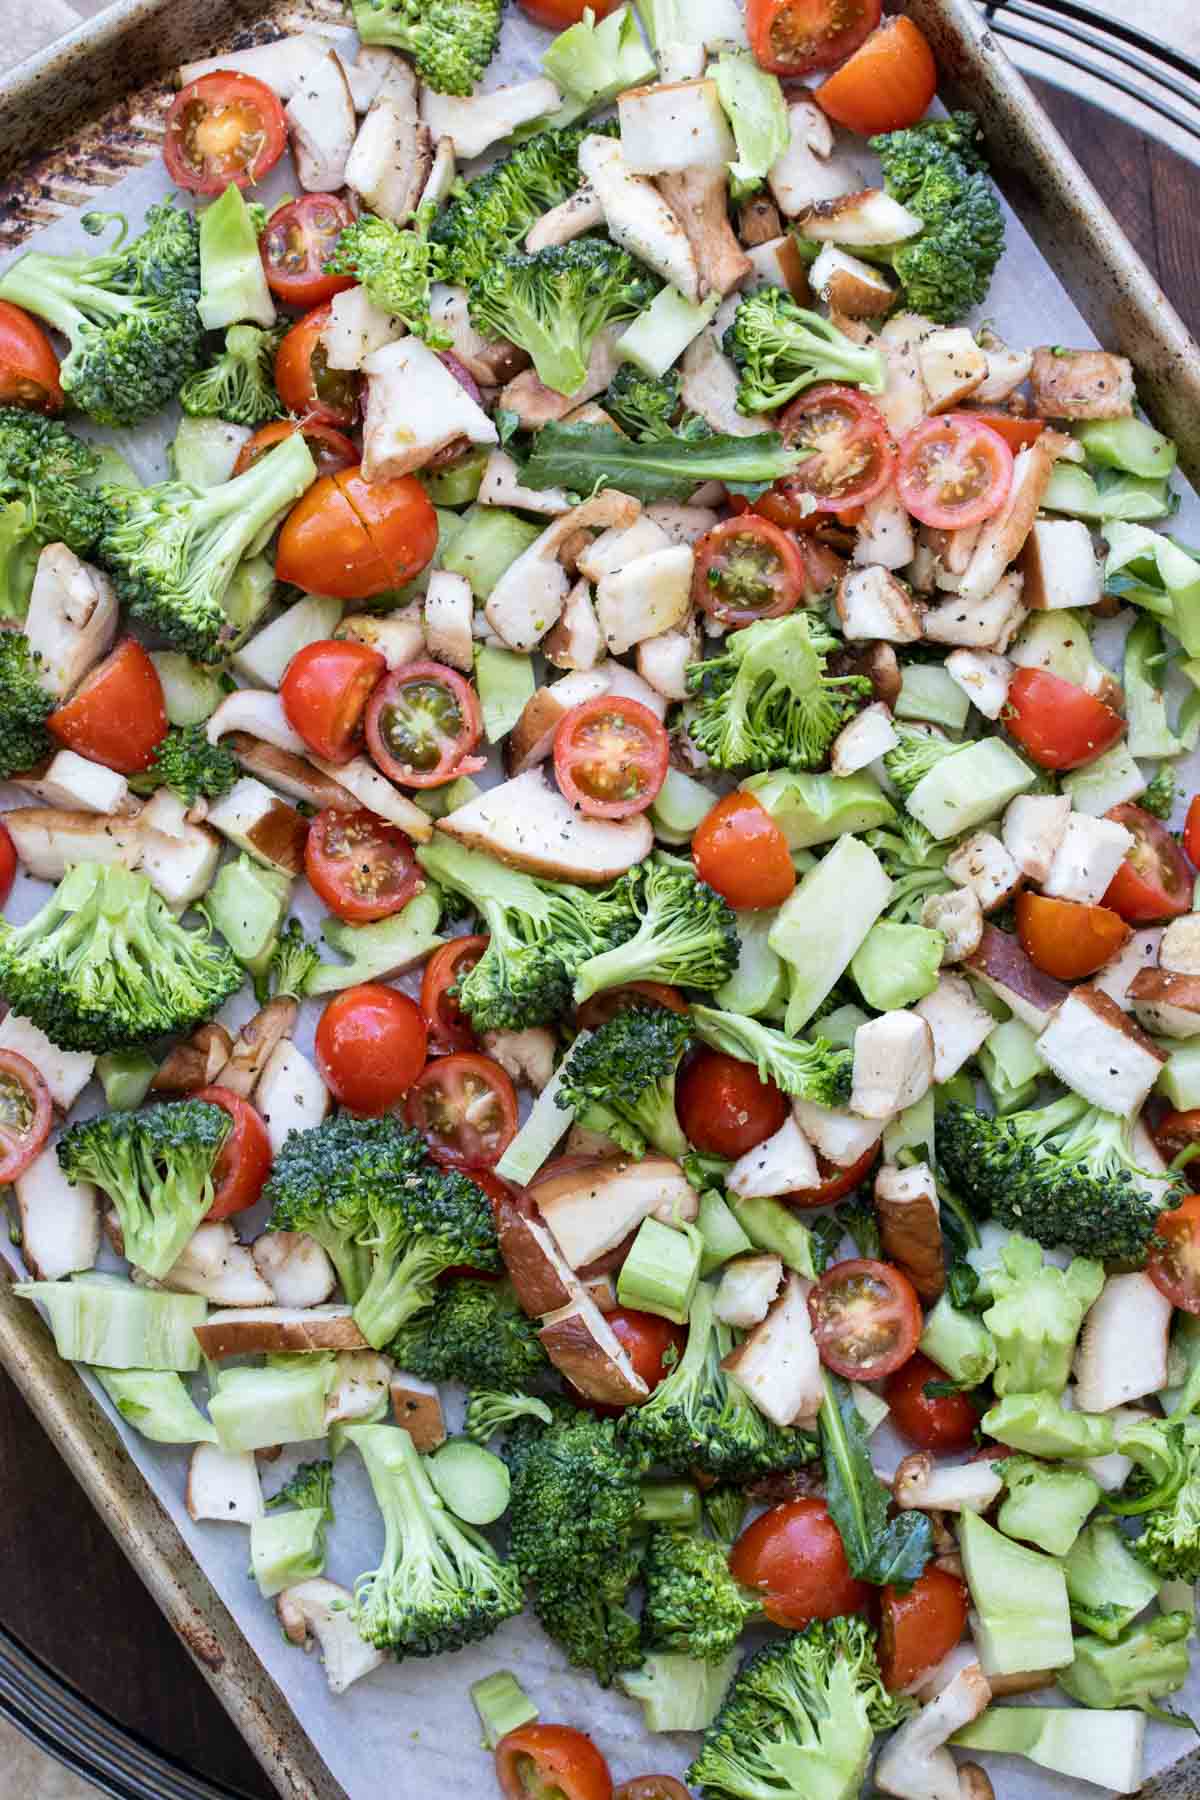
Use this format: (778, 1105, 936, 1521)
(422, 570, 474, 674)
(533, 1154, 698, 1270)
(506, 670, 611, 775)
(429, 284, 528, 388)
(578, 133, 701, 301)
(576, 517, 671, 582)
(791, 1100, 885, 1169)
(438, 766, 652, 882)
(854, 489, 915, 571)
(139, 822, 221, 909)
(976, 339, 1034, 402)
(619, 79, 735, 174)
(287, 47, 355, 192)
(1043, 812, 1134, 905)
(801, 188, 924, 247)
(714, 1255, 784, 1329)
(680, 322, 770, 436)
(482, 1027, 556, 1092)
(14, 1143, 98, 1280)
(1035, 984, 1165, 1116)
(1030, 348, 1135, 420)
(604, 661, 668, 719)
(965, 925, 1069, 1031)
(921, 888, 984, 964)
(722, 1274, 823, 1427)
(917, 327, 988, 412)
(526, 184, 605, 253)
(16, 749, 129, 815)
(837, 565, 924, 643)
(421, 80, 561, 161)
(179, 35, 327, 98)
(958, 439, 1057, 604)
(206, 778, 308, 876)
(875, 1162, 944, 1301)
(1093, 926, 1162, 1010)
(187, 1444, 263, 1525)
(1019, 518, 1102, 610)
(0, 1013, 93, 1110)
(1160, 915, 1200, 975)
(325, 1350, 392, 1429)
(345, 92, 431, 225)
(637, 616, 700, 702)
(256, 1041, 330, 1156)
(875, 1652, 992, 1800)
(540, 1289, 651, 1406)
(742, 233, 814, 303)
(946, 832, 1022, 912)
(207, 690, 308, 757)
(831, 702, 898, 776)
(728, 1114, 821, 1199)
(139, 788, 189, 841)
(945, 648, 1013, 721)
(388, 1371, 446, 1451)
(810, 245, 895, 319)
(486, 490, 639, 654)
(24, 546, 118, 700)
(914, 972, 996, 1082)
(767, 99, 854, 217)
(1, 806, 142, 881)
(895, 1450, 1005, 1514)
(1129, 968, 1200, 1039)
(923, 571, 1027, 651)
(214, 1001, 293, 1103)
(336, 610, 425, 671)
(657, 165, 751, 298)
(159, 1221, 275, 1306)
(1074, 1272, 1171, 1414)
(851, 1012, 935, 1119)
(478, 450, 571, 517)
(595, 544, 693, 654)
(361, 336, 497, 480)
(1002, 793, 1071, 885)
(252, 1232, 336, 1309)
(276, 1579, 386, 1694)
(876, 315, 931, 439)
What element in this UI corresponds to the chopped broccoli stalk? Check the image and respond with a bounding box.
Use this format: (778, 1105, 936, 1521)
(387, 1278, 547, 1390)
(13, 1273, 205, 1372)
(1058, 1611, 1192, 1719)
(996, 1456, 1101, 1558)
(0, 628, 53, 777)
(953, 1706, 1148, 1792)
(307, 892, 445, 997)
(732, 1193, 818, 1279)
(197, 182, 274, 332)
(686, 612, 872, 772)
(571, 861, 738, 1005)
(617, 1216, 703, 1324)
(350, 0, 502, 95)
(465, 1391, 553, 1445)
(470, 1671, 539, 1749)
(93, 1367, 216, 1443)
(981, 1233, 1104, 1397)
(697, 1187, 753, 1276)
(541, 4, 656, 121)
(704, 1487, 748, 1548)
(959, 1507, 1074, 1678)
(324, 210, 448, 345)
(147, 724, 240, 805)
(638, 1480, 703, 1529)
(919, 1291, 996, 1388)
(267, 1458, 334, 1520)
(644, 1523, 761, 1663)
(982, 1390, 1115, 1460)
(555, 1003, 692, 1159)
(689, 1004, 852, 1107)
(95, 1048, 156, 1112)
(0, 407, 114, 578)
(867, 113, 1005, 323)
(209, 1357, 337, 1453)
(722, 289, 886, 414)
(1114, 1418, 1200, 1583)
(621, 1650, 740, 1736)
(251, 1499, 330, 1598)
(1063, 1519, 1162, 1642)
(179, 324, 282, 426)
(883, 723, 966, 801)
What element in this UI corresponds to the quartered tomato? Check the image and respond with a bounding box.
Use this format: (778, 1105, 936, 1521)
(677, 1048, 788, 1160)
(553, 696, 669, 820)
(575, 983, 688, 1030)
(47, 637, 167, 774)
(1014, 892, 1131, 981)
(193, 1086, 272, 1221)
(495, 1725, 613, 1800)
(692, 792, 796, 910)
(0, 820, 16, 910)
(692, 516, 806, 628)
(421, 935, 489, 1052)
(816, 16, 937, 135)
(569, 1308, 686, 1418)
(1103, 802, 1194, 923)
(879, 1566, 969, 1692)
(304, 808, 422, 924)
(366, 660, 485, 789)
(275, 304, 359, 426)
(747, 0, 882, 75)
(261, 195, 356, 308)
(730, 1497, 868, 1626)
(773, 385, 895, 515)
(0, 301, 62, 412)
(315, 984, 428, 1115)
(885, 1351, 978, 1452)
(1148, 1194, 1200, 1312)
(808, 1257, 922, 1381)
(964, 410, 1046, 454)
(1152, 1111, 1200, 1194)
(163, 71, 286, 194)
(281, 639, 385, 765)
(787, 1142, 880, 1208)
(0, 1050, 51, 1184)
(233, 417, 358, 479)
(405, 1052, 519, 1169)
(896, 413, 1014, 529)
(276, 468, 438, 601)
(1004, 667, 1125, 771)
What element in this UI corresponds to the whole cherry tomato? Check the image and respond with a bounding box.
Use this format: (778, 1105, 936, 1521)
(1004, 667, 1124, 771)
(809, 1258, 923, 1381)
(879, 1565, 969, 1692)
(495, 1724, 613, 1800)
(693, 793, 796, 910)
(0, 820, 17, 909)
(277, 469, 438, 602)
(164, 71, 287, 193)
(747, 0, 882, 76)
(315, 984, 428, 1115)
(1103, 802, 1194, 923)
(420, 935, 489, 1053)
(1148, 1194, 1200, 1313)
(261, 195, 356, 308)
(678, 1049, 788, 1160)
(1014, 892, 1130, 982)
(47, 637, 167, 774)
(553, 696, 669, 820)
(885, 1352, 978, 1453)
(405, 1052, 519, 1169)
(0, 1049, 51, 1184)
(304, 807, 422, 924)
(193, 1086, 272, 1222)
(569, 1308, 687, 1419)
(816, 16, 937, 135)
(0, 300, 63, 411)
(275, 304, 359, 426)
(730, 1498, 868, 1627)
(280, 639, 385, 766)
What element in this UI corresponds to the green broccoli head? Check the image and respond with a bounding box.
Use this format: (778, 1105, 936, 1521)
(387, 1278, 547, 1390)
(687, 612, 872, 772)
(1141, 765, 1178, 819)
(0, 628, 53, 777)
(179, 324, 283, 427)
(883, 724, 968, 802)
(869, 113, 1004, 324)
(557, 1003, 693, 1160)
(689, 1005, 852, 1108)
(982, 1233, 1104, 1397)
(865, 816, 953, 922)
(268, 918, 322, 1002)
(267, 1459, 335, 1521)
(263, 1112, 394, 1303)
(465, 1390, 553, 1445)
(571, 860, 739, 1007)
(324, 211, 449, 345)
(350, 0, 502, 95)
(643, 1526, 760, 1664)
(148, 724, 240, 806)
(0, 407, 113, 562)
(604, 363, 682, 441)
(1118, 1419, 1200, 1585)
(723, 289, 887, 414)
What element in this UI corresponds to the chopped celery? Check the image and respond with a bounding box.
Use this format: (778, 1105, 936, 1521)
(617, 285, 719, 378)
(711, 50, 789, 194)
(715, 910, 786, 1017)
(426, 1440, 511, 1526)
(495, 1040, 581, 1185)
(94, 1368, 217, 1443)
(95, 1048, 156, 1112)
(617, 1217, 703, 1323)
(882, 1090, 935, 1164)
(810, 1001, 870, 1051)
(420, 447, 489, 508)
(475, 644, 535, 743)
(232, 594, 343, 689)
(1063, 740, 1147, 815)
(1105, 523, 1200, 656)
(953, 1706, 1145, 1794)
(307, 893, 445, 996)
(441, 505, 541, 600)
(149, 651, 229, 727)
(769, 835, 892, 1031)
(850, 920, 943, 1011)
(542, 4, 656, 120)
(198, 181, 275, 331)
(652, 766, 716, 846)
(620, 1649, 739, 1734)
(1076, 416, 1177, 479)
(731, 1193, 815, 1280)
(471, 1672, 538, 1749)
(15, 1275, 205, 1371)
(979, 1018, 1047, 1115)
(204, 855, 292, 966)
(638, 1480, 703, 1528)
(919, 1292, 995, 1387)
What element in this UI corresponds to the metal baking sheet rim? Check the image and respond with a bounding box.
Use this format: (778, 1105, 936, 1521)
(0, 1, 1196, 1795)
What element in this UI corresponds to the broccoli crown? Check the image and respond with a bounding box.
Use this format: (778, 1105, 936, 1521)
(722, 289, 887, 415)
(179, 324, 283, 426)
(324, 211, 449, 345)
(686, 613, 871, 772)
(0, 628, 53, 778)
(704, 1486, 749, 1548)
(937, 1093, 1175, 1263)
(1119, 1420, 1200, 1584)
(465, 1390, 553, 1445)
(58, 1100, 231, 1280)
(557, 1003, 693, 1161)
(571, 860, 739, 1007)
(387, 1278, 547, 1391)
(870, 113, 1004, 324)
(0, 862, 241, 1053)
(263, 1112, 399, 1303)
(268, 918, 322, 1002)
(267, 1459, 334, 1521)
(1141, 765, 1178, 819)
(688, 1615, 911, 1800)
(351, 1423, 522, 1657)
(469, 240, 661, 399)
(643, 1526, 760, 1664)
(883, 724, 967, 802)
(866, 816, 953, 922)
(0, 407, 112, 559)
(149, 724, 239, 806)
(689, 1005, 853, 1108)
(981, 1233, 1104, 1397)
(604, 364, 682, 441)
(350, 0, 502, 96)
(99, 430, 316, 662)
(0, 204, 203, 426)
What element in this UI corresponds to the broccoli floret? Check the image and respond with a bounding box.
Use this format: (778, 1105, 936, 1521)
(883, 724, 968, 802)
(57, 1101, 232, 1280)
(0, 406, 113, 568)
(350, 0, 502, 96)
(99, 431, 316, 662)
(865, 816, 954, 921)
(643, 1525, 761, 1664)
(179, 324, 283, 426)
(0, 629, 53, 777)
(704, 1486, 749, 1548)
(686, 613, 872, 772)
(868, 113, 1004, 324)
(604, 364, 684, 441)
(324, 210, 448, 345)
(268, 918, 322, 1002)
(469, 240, 661, 398)
(261, 1112, 385, 1303)
(267, 1459, 334, 1521)
(982, 1233, 1104, 1397)
(148, 724, 239, 806)
(1141, 765, 1178, 819)
(1116, 1418, 1200, 1584)
(722, 289, 886, 415)
(571, 860, 738, 1007)
(938, 1092, 1178, 1263)
(689, 1005, 852, 1108)
(557, 1004, 693, 1160)
(688, 1614, 912, 1800)
(0, 204, 202, 426)
(465, 1391, 553, 1445)
(0, 863, 241, 1053)
(387, 1278, 547, 1390)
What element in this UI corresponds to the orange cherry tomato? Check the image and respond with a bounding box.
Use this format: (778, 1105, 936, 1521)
(420, 935, 489, 1054)
(0, 820, 16, 909)
(0, 301, 63, 411)
(692, 516, 807, 629)
(896, 414, 1013, 530)
(366, 660, 485, 788)
(677, 1047, 788, 1160)
(553, 695, 669, 820)
(496, 1724, 613, 1800)
(276, 468, 438, 602)
(233, 417, 358, 480)
(1004, 667, 1125, 771)
(884, 1352, 978, 1452)
(963, 410, 1046, 453)
(280, 639, 385, 766)
(1152, 1109, 1200, 1195)
(1104, 802, 1194, 923)
(261, 195, 356, 308)
(879, 1565, 969, 1692)
(730, 1497, 868, 1627)
(1148, 1193, 1200, 1313)
(275, 304, 359, 426)
(816, 16, 937, 135)
(747, 0, 882, 75)
(568, 1307, 687, 1419)
(304, 807, 422, 925)
(193, 1086, 272, 1222)
(1014, 891, 1131, 981)
(787, 1142, 880, 1209)
(163, 71, 287, 194)
(47, 637, 167, 774)
(0, 1049, 51, 1184)
(405, 1052, 519, 1169)
(809, 1257, 922, 1382)
(575, 982, 688, 1031)
(337, 467, 440, 588)
(693, 793, 796, 910)
(315, 984, 428, 1115)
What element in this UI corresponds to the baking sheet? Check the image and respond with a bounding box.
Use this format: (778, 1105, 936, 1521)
(1, 12, 1199, 1795)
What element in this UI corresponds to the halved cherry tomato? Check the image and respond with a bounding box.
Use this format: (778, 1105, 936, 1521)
(233, 417, 358, 480)
(879, 1566, 969, 1692)
(1148, 1194, 1200, 1312)
(692, 516, 806, 628)
(1104, 801, 1194, 923)
(963, 410, 1046, 453)
(163, 71, 286, 194)
(261, 195, 356, 308)
(1152, 1110, 1200, 1195)
(366, 660, 485, 789)
(816, 16, 937, 135)
(281, 639, 385, 766)
(47, 637, 167, 774)
(495, 1724, 613, 1800)
(553, 696, 669, 820)
(747, 0, 882, 75)
(192, 1085, 272, 1222)
(1014, 891, 1131, 981)
(305, 807, 422, 924)
(730, 1497, 868, 1626)
(517, 0, 621, 24)
(0, 820, 16, 909)
(693, 792, 796, 910)
(787, 1142, 880, 1209)
(315, 984, 428, 1115)
(773, 384, 895, 515)
(569, 1307, 687, 1419)
(421, 935, 489, 1053)
(405, 1052, 519, 1169)
(896, 414, 1014, 530)
(615, 1782, 691, 1800)
(275, 304, 358, 427)
(1185, 794, 1200, 867)
(884, 1351, 978, 1452)
(0, 1050, 51, 1184)
(809, 1257, 922, 1381)
(0, 301, 63, 412)
(677, 1048, 788, 1160)
(575, 983, 688, 1031)
(276, 469, 438, 601)
(1004, 667, 1125, 771)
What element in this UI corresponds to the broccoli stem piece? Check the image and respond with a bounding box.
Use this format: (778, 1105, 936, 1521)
(179, 324, 283, 426)
(981, 1233, 1104, 1397)
(1058, 1612, 1193, 1721)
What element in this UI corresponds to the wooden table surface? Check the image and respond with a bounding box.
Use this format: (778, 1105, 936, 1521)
(1, 62, 1200, 1800)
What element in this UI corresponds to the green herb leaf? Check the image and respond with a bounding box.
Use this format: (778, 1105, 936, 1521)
(820, 1370, 933, 1588)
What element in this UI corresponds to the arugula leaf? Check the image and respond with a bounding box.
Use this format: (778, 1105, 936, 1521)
(518, 422, 809, 504)
(819, 1370, 932, 1589)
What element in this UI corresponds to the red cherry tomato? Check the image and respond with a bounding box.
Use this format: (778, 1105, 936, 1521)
(0, 301, 63, 412)
(1103, 802, 1194, 923)
(615, 1783, 691, 1800)
(192, 1085, 272, 1222)
(275, 304, 359, 427)
(677, 1048, 788, 1160)
(0, 821, 17, 909)
(816, 16, 937, 136)
(276, 468, 438, 602)
(787, 1142, 880, 1209)
(896, 414, 1014, 530)
(1148, 1194, 1200, 1313)
(569, 1308, 687, 1419)
(261, 195, 356, 308)
(315, 984, 428, 1115)
(280, 639, 385, 766)
(1185, 795, 1200, 868)
(47, 637, 167, 774)
(808, 1257, 922, 1381)
(495, 1724, 613, 1800)
(0, 1050, 51, 1184)
(692, 516, 807, 629)
(747, 0, 882, 75)
(574, 983, 688, 1031)
(405, 1052, 519, 1169)
(773, 384, 895, 515)
(964, 410, 1046, 453)
(1004, 667, 1125, 771)
(1014, 892, 1130, 981)
(163, 71, 287, 194)
(517, 0, 621, 22)
(885, 1352, 978, 1452)
(366, 660, 486, 789)
(879, 1565, 969, 1692)
(730, 1497, 868, 1627)
(553, 695, 670, 820)
(420, 935, 489, 1053)
(304, 807, 422, 925)
(692, 792, 796, 910)
(233, 417, 358, 480)
(1152, 1110, 1200, 1195)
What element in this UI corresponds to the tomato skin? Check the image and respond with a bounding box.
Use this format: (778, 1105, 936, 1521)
(337, 468, 440, 588)
(693, 793, 796, 910)
(1152, 1110, 1200, 1194)
(0, 821, 16, 909)
(164, 72, 287, 194)
(1103, 802, 1194, 923)
(234, 417, 358, 480)
(366, 660, 485, 789)
(569, 1308, 687, 1418)
(420, 935, 488, 1053)
(47, 637, 167, 774)
(748, 0, 882, 75)
(896, 414, 1014, 530)
(879, 1566, 969, 1692)
(405, 1052, 519, 1169)
(615, 1782, 691, 1800)
(553, 696, 669, 820)
(276, 469, 437, 602)
(192, 1085, 272, 1221)
(730, 1498, 868, 1626)
(518, 0, 621, 22)
(816, 16, 937, 135)
(0, 1049, 51, 1184)
(0, 301, 63, 412)
(1004, 667, 1125, 772)
(677, 1048, 788, 1160)
(315, 984, 428, 1115)
(774, 384, 895, 514)
(964, 410, 1046, 453)
(787, 1142, 880, 1209)
(692, 516, 806, 629)
(305, 807, 422, 925)
(809, 1257, 922, 1381)
(281, 639, 385, 766)
(1014, 892, 1131, 981)
(275, 304, 359, 426)
(495, 1724, 613, 1800)
(1185, 794, 1200, 867)
(885, 1352, 978, 1452)
(1148, 1194, 1200, 1312)
(261, 196, 356, 308)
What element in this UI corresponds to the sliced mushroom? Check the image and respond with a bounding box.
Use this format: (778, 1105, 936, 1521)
(529, 1154, 699, 1271)
(578, 133, 701, 302)
(24, 546, 118, 700)
(540, 1289, 651, 1405)
(420, 80, 561, 162)
(194, 1305, 368, 1361)
(429, 284, 529, 387)
(485, 488, 640, 653)
(526, 185, 606, 252)
(657, 166, 751, 298)
(722, 1274, 823, 1428)
(893, 1451, 1004, 1513)
(224, 735, 352, 811)
(277, 1580, 386, 1694)
(286, 48, 356, 192)
(437, 766, 652, 883)
(220, 1000, 298, 1100)
(767, 99, 853, 217)
(389, 1371, 446, 1450)
(14, 1143, 99, 1280)
(207, 689, 309, 755)
(0, 807, 143, 882)
(151, 1021, 234, 1094)
(496, 1192, 575, 1317)
(345, 91, 432, 225)
(159, 1222, 276, 1307)
(251, 1232, 336, 1310)
(186, 1443, 263, 1525)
